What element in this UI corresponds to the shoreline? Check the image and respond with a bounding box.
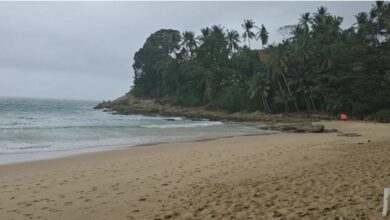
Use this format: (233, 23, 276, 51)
(1, 121, 389, 219)
(0, 133, 247, 167)
(0, 125, 276, 166)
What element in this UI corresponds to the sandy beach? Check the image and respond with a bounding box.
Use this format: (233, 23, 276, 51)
(1, 121, 390, 220)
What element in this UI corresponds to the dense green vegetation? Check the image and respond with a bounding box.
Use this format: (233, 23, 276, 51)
(376, 109, 390, 122)
(130, 2, 390, 118)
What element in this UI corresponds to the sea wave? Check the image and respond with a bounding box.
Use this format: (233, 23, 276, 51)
(141, 121, 223, 129)
(0, 98, 263, 159)
(0, 136, 164, 154)
(0, 124, 139, 130)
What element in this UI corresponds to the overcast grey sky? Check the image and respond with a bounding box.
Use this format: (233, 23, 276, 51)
(0, 1, 373, 101)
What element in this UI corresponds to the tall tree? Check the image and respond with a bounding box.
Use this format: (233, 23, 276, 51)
(265, 45, 300, 112)
(132, 29, 181, 98)
(198, 27, 211, 44)
(242, 19, 256, 48)
(250, 72, 271, 112)
(256, 24, 269, 48)
(298, 12, 311, 34)
(180, 31, 197, 59)
(370, 1, 390, 42)
(226, 29, 241, 55)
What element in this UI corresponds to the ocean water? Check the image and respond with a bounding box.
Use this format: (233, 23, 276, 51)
(0, 97, 268, 164)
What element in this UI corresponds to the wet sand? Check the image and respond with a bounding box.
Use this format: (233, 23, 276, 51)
(0, 121, 389, 219)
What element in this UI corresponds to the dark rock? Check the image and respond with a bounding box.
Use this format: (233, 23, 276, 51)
(275, 123, 324, 133)
(304, 124, 324, 133)
(337, 133, 362, 137)
(94, 95, 319, 123)
(324, 128, 338, 133)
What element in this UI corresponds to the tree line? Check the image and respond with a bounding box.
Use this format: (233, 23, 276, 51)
(130, 2, 390, 118)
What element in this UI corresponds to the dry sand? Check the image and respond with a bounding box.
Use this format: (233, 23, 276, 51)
(0, 121, 389, 220)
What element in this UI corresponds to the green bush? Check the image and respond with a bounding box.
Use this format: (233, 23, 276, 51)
(216, 86, 252, 112)
(376, 110, 390, 123)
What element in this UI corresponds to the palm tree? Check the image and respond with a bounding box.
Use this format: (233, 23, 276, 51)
(198, 27, 211, 44)
(371, 0, 385, 28)
(180, 31, 197, 59)
(226, 29, 240, 55)
(242, 19, 256, 48)
(312, 6, 330, 32)
(211, 25, 225, 38)
(354, 12, 375, 42)
(370, 1, 390, 42)
(316, 6, 329, 17)
(264, 47, 289, 111)
(355, 12, 369, 27)
(298, 12, 311, 33)
(256, 24, 269, 48)
(265, 46, 300, 112)
(250, 72, 271, 112)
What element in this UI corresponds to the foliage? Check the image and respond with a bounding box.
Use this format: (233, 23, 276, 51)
(376, 110, 390, 122)
(216, 85, 252, 112)
(242, 19, 256, 48)
(129, 2, 390, 118)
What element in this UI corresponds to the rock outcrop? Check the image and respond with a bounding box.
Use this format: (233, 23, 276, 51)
(95, 95, 336, 133)
(256, 123, 338, 133)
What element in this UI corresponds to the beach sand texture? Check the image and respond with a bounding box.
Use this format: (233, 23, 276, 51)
(0, 121, 389, 219)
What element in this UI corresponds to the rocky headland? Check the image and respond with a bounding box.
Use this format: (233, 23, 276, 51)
(95, 95, 338, 133)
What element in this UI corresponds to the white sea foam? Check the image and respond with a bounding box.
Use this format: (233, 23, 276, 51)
(142, 121, 223, 128)
(0, 97, 266, 164)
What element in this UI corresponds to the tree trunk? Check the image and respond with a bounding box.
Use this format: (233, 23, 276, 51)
(319, 97, 324, 112)
(304, 94, 312, 112)
(276, 78, 289, 112)
(261, 96, 268, 113)
(262, 96, 270, 113)
(265, 97, 271, 113)
(310, 95, 317, 112)
(280, 72, 300, 112)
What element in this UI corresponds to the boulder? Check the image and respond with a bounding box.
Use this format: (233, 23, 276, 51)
(260, 123, 325, 133)
(337, 133, 362, 137)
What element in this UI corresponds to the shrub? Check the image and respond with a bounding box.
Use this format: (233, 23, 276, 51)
(376, 110, 390, 123)
(215, 86, 252, 112)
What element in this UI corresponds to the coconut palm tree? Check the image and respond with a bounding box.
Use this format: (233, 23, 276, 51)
(242, 19, 256, 48)
(312, 6, 330, 33)
(354, 12, 376, 42)
(180, 31, 197, 59)
(355, 12, 369, 28)
(211, 25, 225, 38)
(370, 0, 386, 29)
(198, 27, 211, 44)
(370, 1, 390, 42)
(265, 46, 300, 112)
(298, 12, 311, 33)
(250, 72, 271, 112)
(256, 24, 269, 48)
(317, 6, 329, 17)
(226, 29, 240, 55)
